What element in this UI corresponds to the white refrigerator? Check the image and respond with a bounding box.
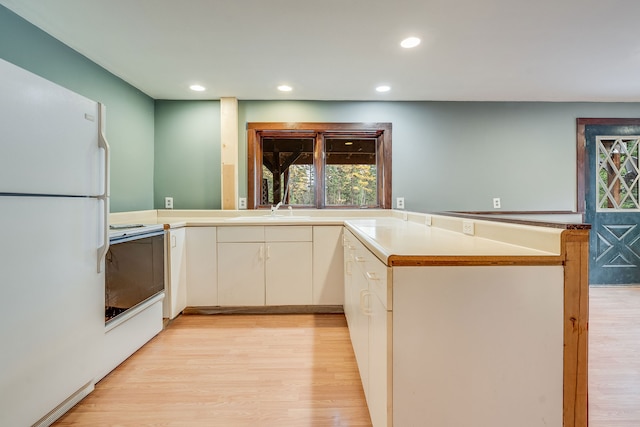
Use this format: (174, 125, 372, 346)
(0, 58, 109, 426)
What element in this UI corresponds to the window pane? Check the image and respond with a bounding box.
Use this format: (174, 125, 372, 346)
(324, 138, 378, 207)
(261, 137, 315, 206)
(261, 166, 273, 205)
(288, 164, 315, 205)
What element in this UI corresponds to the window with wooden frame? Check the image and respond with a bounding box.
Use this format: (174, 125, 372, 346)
(247, 122, 392, 209)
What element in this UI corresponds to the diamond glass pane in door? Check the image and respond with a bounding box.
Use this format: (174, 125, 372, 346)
(596, 137, 640, 210)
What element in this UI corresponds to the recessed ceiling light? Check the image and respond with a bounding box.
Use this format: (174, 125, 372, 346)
(189, 84, 206, 92)
(376, 85, 391, 93)
(278, 85, 293, 92)
(400, 37, 421, 49)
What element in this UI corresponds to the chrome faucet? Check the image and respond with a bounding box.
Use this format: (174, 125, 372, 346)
(271, 182, 289, 216)
(270, 201, 283, 216)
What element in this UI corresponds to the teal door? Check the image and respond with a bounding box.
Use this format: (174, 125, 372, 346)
(585, 124, 640, 285)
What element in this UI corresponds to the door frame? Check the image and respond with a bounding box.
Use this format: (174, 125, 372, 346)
(576, 118, 640, 214)
(577, 118, 640, 285)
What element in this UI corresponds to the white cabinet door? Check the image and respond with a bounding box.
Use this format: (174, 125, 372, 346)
(343, 231, 355, 327)
(217, 242, 265, 306)
(368, 292, 389, 427)
(186, 227, 217, 306)
(217, 226, 313, 306)
(264, 227, 312, 305)
(265, 241, 312, 305)
(343, 229, 391, 427)
(351, 261, 370, 397)
(166, 228, 187, 319)
(312, 226, 344, 305)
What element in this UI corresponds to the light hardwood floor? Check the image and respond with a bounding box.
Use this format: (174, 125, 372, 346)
(54, 314, 372, 426)
(589, 286, 640, 427)
(54, 287, 640, 426)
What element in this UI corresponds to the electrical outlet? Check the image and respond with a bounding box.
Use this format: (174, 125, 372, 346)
(239, 197, 247, 209)
(462, 220, 475, 235)
(165, 197, 173, 209)
(425, 214, 432, 226)
(493, 197, 501, 209)
(396, 197, 405, 210)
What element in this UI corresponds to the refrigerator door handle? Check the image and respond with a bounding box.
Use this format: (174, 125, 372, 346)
(96, 103, 110, 273)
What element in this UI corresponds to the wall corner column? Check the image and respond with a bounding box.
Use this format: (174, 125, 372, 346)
(220, 97, 239, 210)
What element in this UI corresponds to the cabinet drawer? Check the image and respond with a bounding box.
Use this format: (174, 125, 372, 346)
(217, 226, 264, 242)
(348, 231, 390, 310)
(364, 256, 389, 310)
(265, 226, 312, 242)
(351, 237, 369, 273)
(343, 230, 358, 256)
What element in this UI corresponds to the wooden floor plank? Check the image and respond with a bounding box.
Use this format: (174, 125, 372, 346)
(53, 287, 640, 426)
(53, 314, 371, 426)
(589, 286, 640, 427)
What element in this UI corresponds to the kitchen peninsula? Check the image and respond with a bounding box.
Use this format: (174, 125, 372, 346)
(110, 209, 588, 427)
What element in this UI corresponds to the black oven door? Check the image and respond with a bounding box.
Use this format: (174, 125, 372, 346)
(105, 230, 165, 322)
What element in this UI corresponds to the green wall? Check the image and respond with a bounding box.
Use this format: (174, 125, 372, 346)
(0, 6, 155, 212)
(239, 101, 640, 213)
(154, 101, 221, 209)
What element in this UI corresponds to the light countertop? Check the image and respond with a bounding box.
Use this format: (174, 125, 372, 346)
(344, 218, 563, 266)
(110, 209, 569, 267)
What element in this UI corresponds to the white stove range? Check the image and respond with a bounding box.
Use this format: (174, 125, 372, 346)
(100, 222, 165, 382)
(108, 223, 165, 241)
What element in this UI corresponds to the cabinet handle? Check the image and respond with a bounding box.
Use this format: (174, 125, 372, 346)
(360, 289, 372, 316)
(355, 256, 365, 263)
(346, 260, 352, 275)
(259, 245, 264, 260)
(266, 245, 271, 260)
(365, 272, 379, 281)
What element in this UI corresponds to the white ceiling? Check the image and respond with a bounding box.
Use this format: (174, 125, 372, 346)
(2, 0, 640, 102)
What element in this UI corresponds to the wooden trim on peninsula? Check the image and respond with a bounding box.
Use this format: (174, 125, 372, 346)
(387, 255, 563, 267)
(561, 228, 589, 427)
